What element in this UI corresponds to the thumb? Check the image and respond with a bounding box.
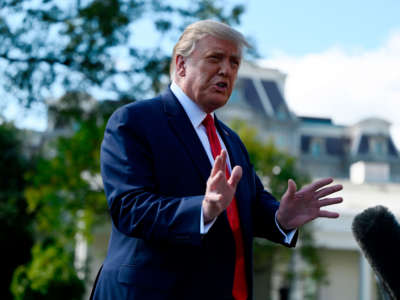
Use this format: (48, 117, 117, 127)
(285, 179, 297, 199)
(228, 165, 242, 188)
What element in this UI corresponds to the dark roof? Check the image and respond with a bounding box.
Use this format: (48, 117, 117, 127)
(301, 135, 311, 153)
(260, 80, 290, 119)
(326, 137, 347, 155)
(357, 135, 399, 157)
(240, 77, 267, 117)
(358, 135, 369, 154)
(301, 135, 348, 156)
(299, 116, 333, 125)
(388, 138, 399, 157)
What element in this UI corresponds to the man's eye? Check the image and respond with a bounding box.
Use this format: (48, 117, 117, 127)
(231, 61, 239, 68)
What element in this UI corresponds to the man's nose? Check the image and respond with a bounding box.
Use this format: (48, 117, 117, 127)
(218, 59, 233, 77)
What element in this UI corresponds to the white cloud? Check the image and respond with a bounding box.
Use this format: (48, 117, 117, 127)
(259, 30, 400, 148)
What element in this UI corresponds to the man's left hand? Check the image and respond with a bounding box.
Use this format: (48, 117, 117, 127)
(276, 177, 343, 231)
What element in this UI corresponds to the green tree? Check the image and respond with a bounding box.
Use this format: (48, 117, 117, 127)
(0, 122, 34, 299)
(0, 0, 246, 107)
(231, 120, 326, 300)
(11, 242, 85, 300)
(10, 93, 127, 299)
(7, 1, 249, 297)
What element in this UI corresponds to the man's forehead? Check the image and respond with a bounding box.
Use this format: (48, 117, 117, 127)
(197, 35, 241, 56)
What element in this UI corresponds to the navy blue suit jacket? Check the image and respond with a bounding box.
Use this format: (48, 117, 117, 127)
(92, 88, 296, 300)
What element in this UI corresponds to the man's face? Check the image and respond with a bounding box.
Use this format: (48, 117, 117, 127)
(176, 35, 241, 113)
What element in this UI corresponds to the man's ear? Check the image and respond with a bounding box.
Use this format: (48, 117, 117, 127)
(175, 55, 186, 77)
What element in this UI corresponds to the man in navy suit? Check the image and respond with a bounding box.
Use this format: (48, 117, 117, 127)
(92, 20, 343, 300)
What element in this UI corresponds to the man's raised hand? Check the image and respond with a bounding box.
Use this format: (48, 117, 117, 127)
(202, 150, 242, 224)
(276, 177, 343, 230)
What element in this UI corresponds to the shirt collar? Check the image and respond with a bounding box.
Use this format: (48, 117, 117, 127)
(170, 81, 214, 128)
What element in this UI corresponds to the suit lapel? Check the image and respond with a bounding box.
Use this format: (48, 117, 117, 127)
(161, 89, 212, 184)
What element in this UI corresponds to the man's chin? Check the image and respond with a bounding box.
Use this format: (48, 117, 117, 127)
(207, 97, 229, 111)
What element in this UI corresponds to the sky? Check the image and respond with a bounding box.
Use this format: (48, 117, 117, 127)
(4, 0, 400, 146)
(236, 0, 400, 147)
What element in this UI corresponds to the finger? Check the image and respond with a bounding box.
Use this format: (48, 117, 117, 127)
(318, 197, 343, 208)
(210, 153, 224, 178)
(288, 179, 297, 195)
(208, 170, 226, 190)
(309, 177, 334, 192)
(205, 191, 223, 203)
(228, 165, 243, 188)
(316, 184, 343, 198)
(319, 210, 339, 218)
(283, 179, 297, 199)
(220, 149, 227, 173)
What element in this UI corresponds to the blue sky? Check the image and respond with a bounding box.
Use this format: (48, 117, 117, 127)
(238, 0, 400, 56)
(236, 0, 400, 146)
(4, 0, 400, 145)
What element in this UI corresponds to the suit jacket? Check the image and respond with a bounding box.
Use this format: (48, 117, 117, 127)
(92, 88, 297, 300)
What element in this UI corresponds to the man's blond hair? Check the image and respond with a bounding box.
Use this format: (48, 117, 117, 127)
(170, 19, 250, 79)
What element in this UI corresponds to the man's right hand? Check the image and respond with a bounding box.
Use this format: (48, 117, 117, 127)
(202, 149, 242, 224)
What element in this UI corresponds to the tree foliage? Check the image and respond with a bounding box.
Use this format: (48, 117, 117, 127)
(6, 1, 248, 296)
(11, 242, 85, 300)
(0, 0, 246, 107)
(10, 93, 125, 299)
(0, 122, 34, 299)
(230, 119, 326, 300)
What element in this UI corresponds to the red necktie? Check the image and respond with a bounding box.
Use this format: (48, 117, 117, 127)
(202, 114, 247, 300)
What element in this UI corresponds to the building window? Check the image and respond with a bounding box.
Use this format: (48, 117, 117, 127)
(370, 137, 387, 156)
(310, 138, 324, 156)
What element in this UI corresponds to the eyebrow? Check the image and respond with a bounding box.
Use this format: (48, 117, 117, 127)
(205, 49, 241, 60)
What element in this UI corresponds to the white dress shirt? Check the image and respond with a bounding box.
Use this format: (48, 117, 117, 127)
(170, 81, 296, 243)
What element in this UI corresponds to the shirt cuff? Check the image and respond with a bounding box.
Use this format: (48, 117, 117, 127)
(275, 211, 297, 244)
(200, 205, 217, 234)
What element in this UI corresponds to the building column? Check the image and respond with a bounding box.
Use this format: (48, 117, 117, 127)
(359, 252, 372, 300)
(289, 250, 303, 300)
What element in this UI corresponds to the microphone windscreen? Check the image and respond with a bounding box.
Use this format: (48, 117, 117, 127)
(352, 205, 400, 300)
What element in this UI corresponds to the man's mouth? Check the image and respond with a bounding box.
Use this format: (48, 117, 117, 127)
(216, 82, 227, 88)
(214, 82, 228, 92)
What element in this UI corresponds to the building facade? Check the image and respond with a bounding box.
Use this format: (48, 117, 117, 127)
(219, 61, 400, 183)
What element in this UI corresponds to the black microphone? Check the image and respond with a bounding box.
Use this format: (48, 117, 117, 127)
(352, 205, 400, 300)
